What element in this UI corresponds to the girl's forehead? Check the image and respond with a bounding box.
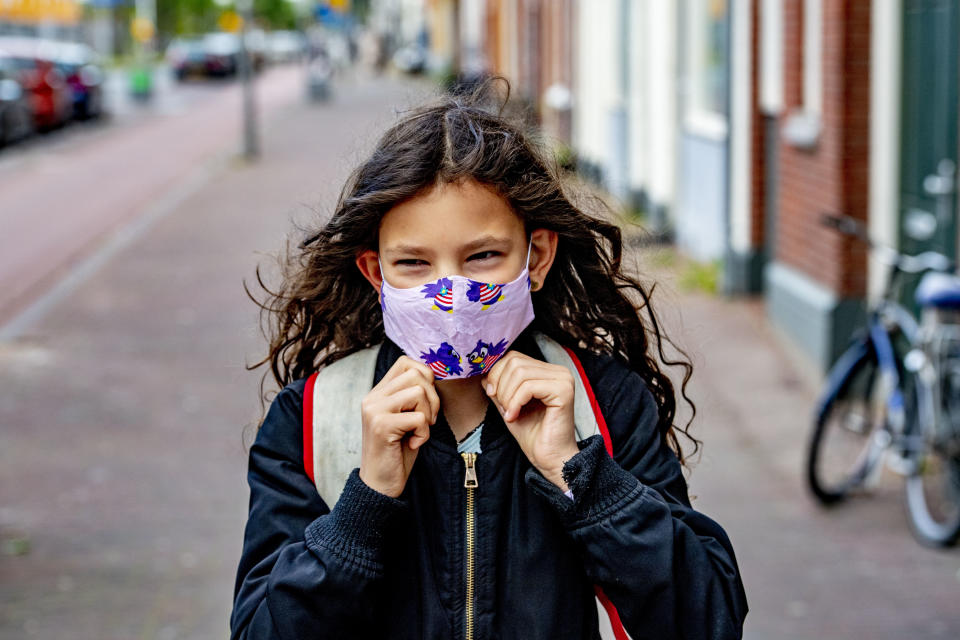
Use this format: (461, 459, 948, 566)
(379, 180, 524, 248)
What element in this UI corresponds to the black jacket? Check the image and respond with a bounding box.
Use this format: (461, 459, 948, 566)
(230, 330, 748, 639)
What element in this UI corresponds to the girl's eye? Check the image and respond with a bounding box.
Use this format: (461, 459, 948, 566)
(396, 259, 428, 267)
(468, 251, 499, 261)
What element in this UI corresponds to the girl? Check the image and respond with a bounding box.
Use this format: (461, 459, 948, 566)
(230, 82, 748, 639)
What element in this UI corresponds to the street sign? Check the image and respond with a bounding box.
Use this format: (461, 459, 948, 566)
(218, 10, 243, 33)
(130, 17, 155, 44)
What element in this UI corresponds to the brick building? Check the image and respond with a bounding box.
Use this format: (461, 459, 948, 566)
(763, 0, 873, 371)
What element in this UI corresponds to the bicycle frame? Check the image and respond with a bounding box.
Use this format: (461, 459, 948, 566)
(872, 300, 919, 436)
(811, 289, 919, 491)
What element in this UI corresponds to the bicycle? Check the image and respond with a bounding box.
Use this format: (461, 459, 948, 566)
(806, 212, 960, 547)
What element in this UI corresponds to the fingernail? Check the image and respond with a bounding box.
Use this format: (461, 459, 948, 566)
(485, 384, 492, 395)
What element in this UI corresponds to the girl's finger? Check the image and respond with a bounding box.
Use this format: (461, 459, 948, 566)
(405, 415, 432, 450)
(492, 356, 565, 409)
(379, 366, 433, 398)
(490, 356, 526, 407)
(381, 411, 431, 442)
(500, 378, 567, 423)
(484, 351, 524, 397)
(375, 359, 438, 421)
(380, 355, 435, 389)
(379, 354, 414, 383)
(388, 383, 436, 421)
(419, 376, 441, 422)
(400, 357, 438, 390)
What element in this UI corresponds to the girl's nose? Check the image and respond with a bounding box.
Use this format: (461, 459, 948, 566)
(431, 259, 462, 278)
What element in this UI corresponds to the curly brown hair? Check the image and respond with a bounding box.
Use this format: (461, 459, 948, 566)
(246, 79, 701, 466)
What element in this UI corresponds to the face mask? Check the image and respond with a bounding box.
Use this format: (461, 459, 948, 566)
(379, 241, 535, 379)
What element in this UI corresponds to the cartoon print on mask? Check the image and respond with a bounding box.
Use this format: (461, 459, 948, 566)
(420, 342, 463, 379)
(421, 278, 454, 313)
(466, 280, 504, 310)
(467, 338, 509, 375)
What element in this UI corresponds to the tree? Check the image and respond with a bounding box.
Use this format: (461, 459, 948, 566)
(252, 0, 297, 30)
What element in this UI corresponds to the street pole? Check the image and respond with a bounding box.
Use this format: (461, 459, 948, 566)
(237, 0, 259, 160)
(131, 0, 157, 100)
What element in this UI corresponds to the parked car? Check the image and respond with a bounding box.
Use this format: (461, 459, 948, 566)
(167, 32, 265, 81)
(244, 29, 267, 71)
(202, 32, 241, 77)
(0, 52, 34, 146)
(51, 42, 104, 119)
(166, 36, 210, 80)
(0, 37, 73, 130)
(392, 43, 427, 74)
(267, 30, 306, 64)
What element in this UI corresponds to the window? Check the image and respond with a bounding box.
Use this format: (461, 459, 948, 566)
(683, 0, 730, 139)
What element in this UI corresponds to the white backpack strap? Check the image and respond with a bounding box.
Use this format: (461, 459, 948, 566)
(534, 332, 600, 442)
(302, 345, 380, 505)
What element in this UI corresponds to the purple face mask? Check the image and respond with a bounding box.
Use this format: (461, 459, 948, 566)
(379, 241, 535, 380)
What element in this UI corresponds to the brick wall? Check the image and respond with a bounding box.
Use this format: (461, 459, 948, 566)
(775, 1, 871, 298)
(750, 0, 766, 249)
(480, 0, 573, 143)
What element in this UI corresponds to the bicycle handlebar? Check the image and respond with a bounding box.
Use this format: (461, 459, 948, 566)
(820, 213, 872, 246)
(820, 212, 956, 274)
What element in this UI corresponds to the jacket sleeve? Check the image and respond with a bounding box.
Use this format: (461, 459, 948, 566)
(230, 381, 410, 640)
(524, 355, 749, 640)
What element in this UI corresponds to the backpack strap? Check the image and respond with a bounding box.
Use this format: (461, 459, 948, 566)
(532, 333, 605, 445)
(302, 345, 380, 503)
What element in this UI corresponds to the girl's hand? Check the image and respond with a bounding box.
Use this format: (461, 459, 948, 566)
(483, 352, 580, 491)
(359, 356, 440, 498)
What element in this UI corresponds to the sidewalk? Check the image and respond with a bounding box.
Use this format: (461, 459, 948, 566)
(0, 71, 958, 639)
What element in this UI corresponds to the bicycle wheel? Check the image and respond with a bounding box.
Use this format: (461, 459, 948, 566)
(807, 344, 890, 504)
(904, 374, 960, 547)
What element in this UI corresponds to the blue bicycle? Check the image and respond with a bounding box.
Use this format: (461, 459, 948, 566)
(806, 213, 960, 547)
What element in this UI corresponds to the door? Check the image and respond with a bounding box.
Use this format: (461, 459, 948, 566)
(899, 0, 959, 277)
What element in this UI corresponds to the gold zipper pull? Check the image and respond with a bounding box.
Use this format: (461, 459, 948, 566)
(462, 452, 479, 489)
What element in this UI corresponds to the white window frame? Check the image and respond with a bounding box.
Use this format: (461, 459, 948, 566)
(783, 0, 822, 148)
(682, 0, 730, 141)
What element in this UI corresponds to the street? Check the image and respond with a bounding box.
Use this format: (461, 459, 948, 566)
(0, 67, 958, 639)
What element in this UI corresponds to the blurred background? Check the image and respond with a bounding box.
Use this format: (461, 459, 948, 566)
(1, 0, 959, 638)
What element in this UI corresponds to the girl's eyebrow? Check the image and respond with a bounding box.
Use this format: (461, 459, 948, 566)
(459, 235, 512, 252)
(385, 236, 512, 258)
(384, 244, 432, 258)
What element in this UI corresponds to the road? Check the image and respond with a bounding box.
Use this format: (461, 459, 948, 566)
(0, 66, 958, 639)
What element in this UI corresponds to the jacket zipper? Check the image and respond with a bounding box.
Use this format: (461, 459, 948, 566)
(461, 451, 479, 640)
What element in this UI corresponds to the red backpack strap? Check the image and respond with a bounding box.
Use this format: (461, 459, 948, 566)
(560, 346, 614, 457)
(302, 372, 319, 484)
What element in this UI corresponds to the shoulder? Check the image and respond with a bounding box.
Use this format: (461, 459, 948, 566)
(252, 377, 310, 464)
(564, 346, 660, 456)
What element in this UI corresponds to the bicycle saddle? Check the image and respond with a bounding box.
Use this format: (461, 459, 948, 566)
(915, 271, 960, 309)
